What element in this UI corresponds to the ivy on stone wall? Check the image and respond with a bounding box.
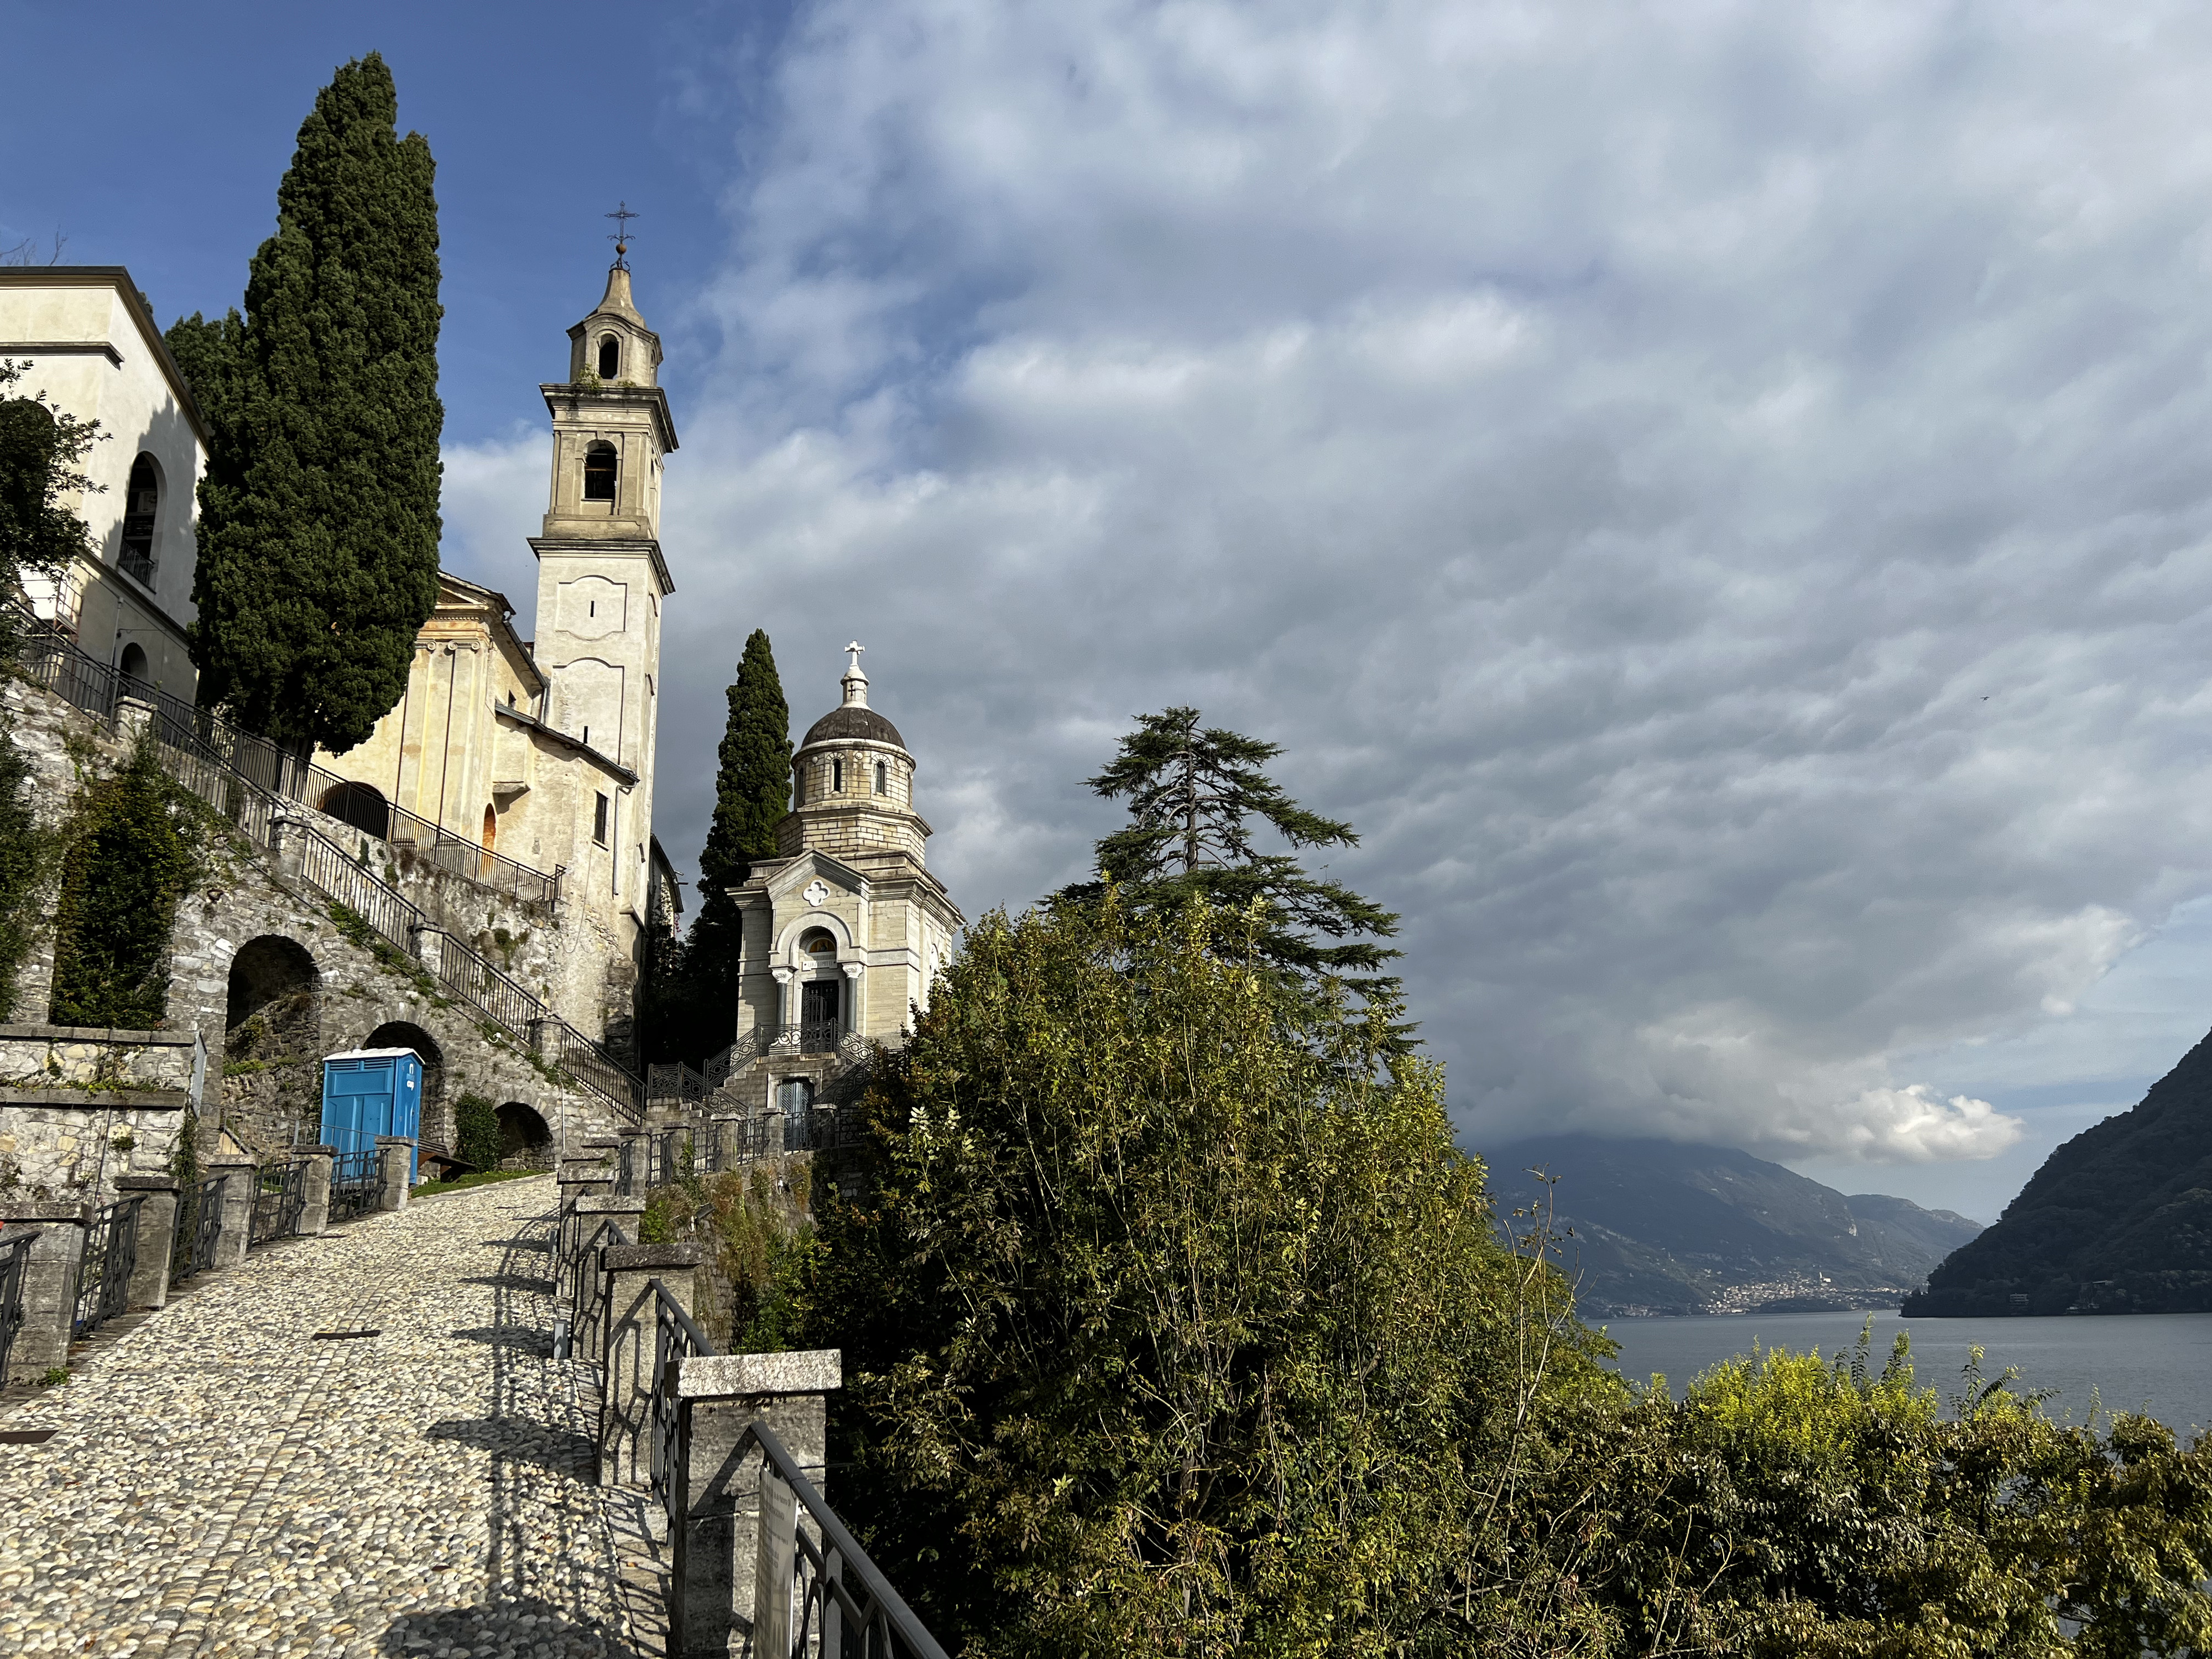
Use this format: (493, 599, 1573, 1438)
(0, 719, 58, 1019)
(453, 1091, 500, 1174)
(48, 739, 199, 1029)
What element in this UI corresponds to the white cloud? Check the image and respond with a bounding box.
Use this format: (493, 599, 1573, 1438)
(455, 0, 2212, 1180)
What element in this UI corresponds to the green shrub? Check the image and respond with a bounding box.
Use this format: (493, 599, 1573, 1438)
(0, 721, 54, 1018)
(452, 1091, 500, 1173)
(48, 738, 196, 1027)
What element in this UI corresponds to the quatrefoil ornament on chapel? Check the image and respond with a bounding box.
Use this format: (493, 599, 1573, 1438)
(803, 879, 831, 907)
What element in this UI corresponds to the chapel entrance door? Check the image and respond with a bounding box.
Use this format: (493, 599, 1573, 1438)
(800, 979, 841, 1051)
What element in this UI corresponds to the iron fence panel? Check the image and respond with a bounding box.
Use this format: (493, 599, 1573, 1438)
(328, 1149, 379, 1224)
(434, 935, 539, 1040)
(72, 1196, 143, 1337)
(0, 1229, 36, 1382)
(249, 1161, 306, 1247)
(174, 1175, 227, 1281)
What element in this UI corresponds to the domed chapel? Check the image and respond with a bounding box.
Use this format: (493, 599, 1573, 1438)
(717, 644, 966, 1115)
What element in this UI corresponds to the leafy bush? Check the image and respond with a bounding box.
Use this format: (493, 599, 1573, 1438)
(0, 722, 55, 1018)
(452, 1091, 500, 1173)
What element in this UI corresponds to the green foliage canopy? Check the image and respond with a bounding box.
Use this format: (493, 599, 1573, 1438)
(804, 896, 1599, 1653)
(171, 53, 443, 754)
(0, 358, 103, 651)
(1053, 707, 1405, 1028)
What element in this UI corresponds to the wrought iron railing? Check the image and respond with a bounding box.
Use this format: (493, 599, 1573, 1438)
(431, 931, 540, 1035)
(702, 1044, 735, 1092)
(755, 1022, 867, 1059)
(0, 1228, 36, 1381)
(249, 1160, 306, 1247)
(647, 1060, 708, 1108)
(328, 1149, 379, 1224)
(11, 624, 559, 907)
(613, 1138, 638, 1198)
(646, 1280, 947, 1659)
(298, 823, 421, 954)
(8, 614, 643, 1123)
(72, 1196, 143, 1337)
(174, 1175, 226, 1281)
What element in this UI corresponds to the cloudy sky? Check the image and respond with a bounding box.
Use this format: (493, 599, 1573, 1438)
(8, 0, 2207, 1219)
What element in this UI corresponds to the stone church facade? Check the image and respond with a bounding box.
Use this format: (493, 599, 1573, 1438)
(711, 649, 965, 1117)
(315, 264, 683, 1041)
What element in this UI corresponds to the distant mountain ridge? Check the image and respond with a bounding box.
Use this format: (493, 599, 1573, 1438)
(1484, 1135, 1983, 1317)
(1903, 1027, 2212, 1316)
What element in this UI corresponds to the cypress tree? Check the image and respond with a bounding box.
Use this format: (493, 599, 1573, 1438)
(644, 630, 791, 1063)
(172, 54, 442, 753)
(700, 629, 793, 898)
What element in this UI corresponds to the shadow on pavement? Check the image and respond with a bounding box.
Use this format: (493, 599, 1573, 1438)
(426, 1416, 598, 1477)
(380, 1594, 632, 1657)
(449, 1323, 555, 1356)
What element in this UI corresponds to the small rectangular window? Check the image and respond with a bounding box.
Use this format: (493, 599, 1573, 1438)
(593, 792, 609, 845)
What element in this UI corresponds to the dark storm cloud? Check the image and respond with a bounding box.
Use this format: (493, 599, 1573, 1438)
(448, 0, 2212, 1166)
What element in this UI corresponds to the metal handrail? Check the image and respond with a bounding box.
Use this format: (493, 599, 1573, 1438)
(644, 1279, 948, 1659)
(8, 613, 643, 1123)
(9, 623, 560, 906)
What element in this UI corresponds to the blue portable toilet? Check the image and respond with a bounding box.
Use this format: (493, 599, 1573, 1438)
(320, 1048, 425, 1181)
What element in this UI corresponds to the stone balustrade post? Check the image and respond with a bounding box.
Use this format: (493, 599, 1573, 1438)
(570, 1195, 645, 1361)
(375, 1135, 416, 1211)
(599, 1241, 701, 1488)
(269, 810, 306, 878)
(667, 1349, 842, 1659)
(113, 1175, 179, 1311)
(0, 1207, 87, 1383)
(205, 1156, 257, 1268)
(408, 923, 445, 978)
(294, 1146, 335, 1237)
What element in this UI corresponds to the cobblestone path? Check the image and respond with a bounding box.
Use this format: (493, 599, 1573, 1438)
(0, 1177, 651, 1658)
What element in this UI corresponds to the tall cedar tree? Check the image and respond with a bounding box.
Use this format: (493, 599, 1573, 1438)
(643, 631, 791, 1063)
(0, 358, 103, 653)
(168, 54, 442, 753)
(1054, 706, 1405, 1018)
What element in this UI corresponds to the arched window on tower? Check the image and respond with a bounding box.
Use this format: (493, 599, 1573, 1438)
(119, 454, 160, 585)
(583, 441, 617, 503)
(874, 760, 887, 795)
(597, 333, 620, 379)
(832, 758, 844, 793)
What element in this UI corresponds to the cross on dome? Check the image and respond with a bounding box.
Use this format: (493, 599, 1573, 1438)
(844, 640, 865, 672)
(842, 640, 870, 707)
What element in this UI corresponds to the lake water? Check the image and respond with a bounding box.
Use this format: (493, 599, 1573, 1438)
(1599, 1310, 2212, 1437)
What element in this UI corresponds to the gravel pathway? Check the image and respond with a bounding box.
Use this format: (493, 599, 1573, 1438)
(0, 1177, 650, 1657)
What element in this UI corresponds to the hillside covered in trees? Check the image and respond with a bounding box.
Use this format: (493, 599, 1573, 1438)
(1488, 1136, 1982, 1315)
(1905, 1027, 2212, 1316)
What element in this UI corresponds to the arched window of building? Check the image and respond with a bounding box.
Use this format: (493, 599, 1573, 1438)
(583, 441, 618, 502)
(831, 758, 844, 792)
(119, 454, 160, 584)
(874, 760, 887, 795)
(597, 333, 620, 378)
(117, 642, 149, 685)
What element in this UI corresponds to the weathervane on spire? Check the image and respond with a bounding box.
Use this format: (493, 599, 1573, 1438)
(605, 201, 639, 270)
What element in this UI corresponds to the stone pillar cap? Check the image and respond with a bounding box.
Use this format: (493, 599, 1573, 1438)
(603, 1242, 701, 1272)
(114, 1174, 180, 1192)
(374, 1135, 418, 1147)
(575, 1195, 648, 1215)
(675, 1349, 842, 1400)
(0, 1203, 87, 1223)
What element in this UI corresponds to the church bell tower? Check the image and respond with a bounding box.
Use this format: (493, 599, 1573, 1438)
(530, 255, 678, 919)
